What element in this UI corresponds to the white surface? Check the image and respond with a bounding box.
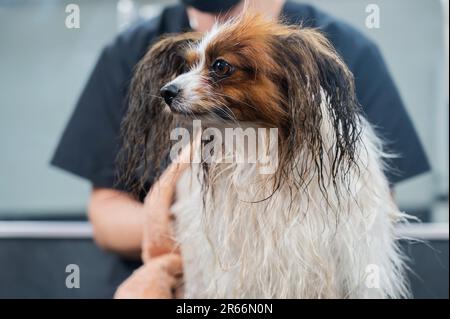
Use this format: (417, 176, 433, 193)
(0, 221, 93, 238)
(396, 222, 449, 241)
(0, 221, 447, 241)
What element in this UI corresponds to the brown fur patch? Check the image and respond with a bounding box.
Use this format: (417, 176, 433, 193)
(119, 13, 362, 201)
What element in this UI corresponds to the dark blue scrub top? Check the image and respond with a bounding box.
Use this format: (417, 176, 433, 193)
(51, 1, 430, 191)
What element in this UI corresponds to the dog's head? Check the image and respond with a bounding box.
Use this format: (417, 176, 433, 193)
(120, 13, 362, 196)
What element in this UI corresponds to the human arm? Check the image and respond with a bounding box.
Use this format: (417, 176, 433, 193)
(112, 164, 187, 299)
(88, 188, 144, 259)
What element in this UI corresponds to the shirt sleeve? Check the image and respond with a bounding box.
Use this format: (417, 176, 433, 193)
(350, 41, 431, 184)
(51, 43, 130, 189)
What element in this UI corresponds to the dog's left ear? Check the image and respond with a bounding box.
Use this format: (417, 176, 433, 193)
(275, 28, 361, 180)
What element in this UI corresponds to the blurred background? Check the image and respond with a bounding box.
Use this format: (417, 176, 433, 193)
(0, 0, 448, 298)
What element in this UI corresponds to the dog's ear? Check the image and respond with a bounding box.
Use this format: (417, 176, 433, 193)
(274, 28, 362, 186)
(131, 33, 200, 103)
(119, 33, 200, 197)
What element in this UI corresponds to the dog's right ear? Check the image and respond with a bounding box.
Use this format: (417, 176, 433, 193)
(119, 33, 200, 197)
(131, 33, 201, 104)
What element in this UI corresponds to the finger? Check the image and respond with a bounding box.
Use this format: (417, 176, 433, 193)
(145, 161, 187, 206)
(114, 263, 177, 299)
(168, 129, 202, 171)
(156, 253, 183, 277)
(142, 231, 179, 260)
(146, 133, 201, 205)
(164, 130, 202, 182)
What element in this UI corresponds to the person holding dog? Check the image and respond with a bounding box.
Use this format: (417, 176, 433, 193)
(52, 0, 429, 298)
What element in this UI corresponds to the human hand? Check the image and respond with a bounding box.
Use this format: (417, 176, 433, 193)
(141, 138, 197, 262)
(114, 253, 183, 299)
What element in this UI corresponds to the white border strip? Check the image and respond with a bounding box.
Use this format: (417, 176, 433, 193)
(0, 221, 447, 240)
(0, 221, 93, 239)
(396, 223, 449, 241)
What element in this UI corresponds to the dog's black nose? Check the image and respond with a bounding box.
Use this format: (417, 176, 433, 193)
(160, 84, 180, 106)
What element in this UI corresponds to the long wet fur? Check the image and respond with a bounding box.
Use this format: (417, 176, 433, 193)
(118, 13, 410, 298)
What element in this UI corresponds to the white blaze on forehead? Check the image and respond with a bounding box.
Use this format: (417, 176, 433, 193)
(163, 22, 233, 105)
(195, 20, 230, 66)
(197, 22, 222, 55)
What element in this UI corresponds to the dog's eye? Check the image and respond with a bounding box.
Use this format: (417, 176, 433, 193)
(211, 59, 234, 78)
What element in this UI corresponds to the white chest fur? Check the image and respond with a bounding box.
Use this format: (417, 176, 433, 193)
(171, 122, 409, 299)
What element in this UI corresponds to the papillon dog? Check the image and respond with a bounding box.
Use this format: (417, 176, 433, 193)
(120, 13, 410, 298)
